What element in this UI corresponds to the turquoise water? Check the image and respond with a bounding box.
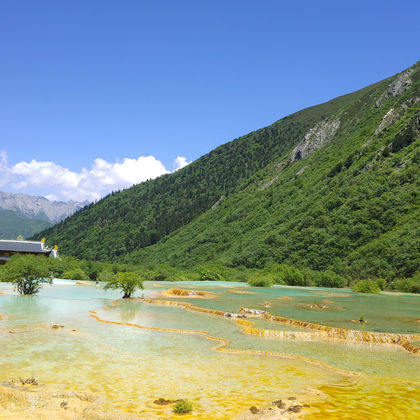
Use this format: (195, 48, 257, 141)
(0, 280, 419, 419)
(150, 282, 420, 334)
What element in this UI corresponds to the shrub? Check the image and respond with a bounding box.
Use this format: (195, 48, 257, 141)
(144, 270, 165, 281)
(390, 275, 420, 293)
(375, 278, 387, 291)
(173, 399, 193, 414)
(82, 261, 101, 281)
(264, 264, 308, 286)
(277, 264, 306, 286)
(391, 125, 415, 153)
(145, 264, 176, 281)
(300, 268, 319, 287)
(316, 270, 346, 288)
(98, 270, 113, 282)
(62, 268, 89, 281)
(352, 279, 380, 293)
(230, 267, 251, 283)
(47, 255, 79, 278)
(247, 276, 273, 287)
(198, 265, 225, 281)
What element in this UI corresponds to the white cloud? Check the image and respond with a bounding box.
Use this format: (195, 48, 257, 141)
(0, 150, 7, 165)
(0, 153, 186, 202)
(173, 156, 191, 171)
(45, 194, 59, 202)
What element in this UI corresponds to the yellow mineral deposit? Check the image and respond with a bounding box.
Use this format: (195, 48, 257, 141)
(85, 298, 420, 419)
(135, 298, 420, 355)
(307, 376, 420, 420)
(89, 309, 360, 378)
(298, 302, 333, 310)
(161, 288, 216, 298)
(1, 282, 419, 419)
(228, 289, 255, 295)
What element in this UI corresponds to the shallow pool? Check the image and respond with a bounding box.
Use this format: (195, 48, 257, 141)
(0, 280, 419, 419)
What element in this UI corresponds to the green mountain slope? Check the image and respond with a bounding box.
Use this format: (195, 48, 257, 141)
(35, 78, 375, 259)
(0, 209, 51, 239)
(36, 61, 420, 279)
(129, 63, 420, 279)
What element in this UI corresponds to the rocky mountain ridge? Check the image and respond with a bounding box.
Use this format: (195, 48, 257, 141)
(0, 191, 87, 223)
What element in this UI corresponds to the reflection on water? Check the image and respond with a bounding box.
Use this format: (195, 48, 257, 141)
(0, 280, 419, 419)
(116, 299, 141, 323)
(1, 294, 47, 315)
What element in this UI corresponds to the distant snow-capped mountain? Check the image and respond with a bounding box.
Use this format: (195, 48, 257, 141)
(0, 191, 88, 223)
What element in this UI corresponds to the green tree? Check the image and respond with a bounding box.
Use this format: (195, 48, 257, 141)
(352, 279, 380, 293)
(62, 268, 89, 280)
(104, 272, 144, 298)
(0, 254, 51, 295)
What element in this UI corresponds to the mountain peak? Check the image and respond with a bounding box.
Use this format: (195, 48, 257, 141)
(0, 191, 86, 223)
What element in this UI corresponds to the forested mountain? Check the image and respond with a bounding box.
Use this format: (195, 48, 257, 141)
(0, 192, 86, 240)
(0, 209, 51, 239)
(0, 192, 86, 223)
(36, 61, 420, 280)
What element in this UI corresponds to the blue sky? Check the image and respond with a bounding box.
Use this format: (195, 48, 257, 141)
(0, 0, 419, 201)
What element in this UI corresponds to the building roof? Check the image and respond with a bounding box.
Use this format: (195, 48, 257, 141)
(0, 239, 51, 254)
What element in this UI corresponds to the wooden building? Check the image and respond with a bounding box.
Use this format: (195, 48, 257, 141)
(0, 239, 58, 264)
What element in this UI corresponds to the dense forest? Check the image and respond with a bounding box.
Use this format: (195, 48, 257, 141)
(0, 209, 51, 239)
(35, 61, 420, 284)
